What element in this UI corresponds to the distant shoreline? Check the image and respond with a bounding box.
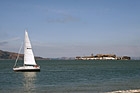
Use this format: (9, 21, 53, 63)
(1, 50, 140, 60)
(0, 50, 47, 60)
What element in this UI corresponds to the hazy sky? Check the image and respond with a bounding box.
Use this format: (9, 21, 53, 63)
(0, 0, 140, 58)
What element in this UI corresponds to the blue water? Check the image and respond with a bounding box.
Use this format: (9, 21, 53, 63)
(0, 60, 140, 93)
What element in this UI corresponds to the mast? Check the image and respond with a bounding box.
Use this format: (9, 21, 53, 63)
(24, 30, 36, 66)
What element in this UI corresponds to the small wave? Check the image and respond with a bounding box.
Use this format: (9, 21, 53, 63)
(105, 89, 140, 93)
(48, 70, 74, 72)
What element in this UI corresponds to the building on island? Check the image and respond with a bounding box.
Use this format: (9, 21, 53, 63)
(75, 54, 131, 60)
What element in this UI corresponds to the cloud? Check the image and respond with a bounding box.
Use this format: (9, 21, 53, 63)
(0, 37, 20, 46)
(46, 9, 80, 23)
(0, 41, 8, 45)
(47, 16, 80, 23)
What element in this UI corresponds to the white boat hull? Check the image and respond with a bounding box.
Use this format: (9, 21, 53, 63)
(13, 66, 40, 72)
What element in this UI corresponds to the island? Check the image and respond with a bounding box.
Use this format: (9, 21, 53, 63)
(0, 50, 47, 60)
(75, 54, 131, 60)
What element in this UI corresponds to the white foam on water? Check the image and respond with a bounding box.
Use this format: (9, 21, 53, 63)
(105, 89, 140, 93)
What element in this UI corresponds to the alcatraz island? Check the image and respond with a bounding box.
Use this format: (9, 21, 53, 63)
(75, 54, 131, 60)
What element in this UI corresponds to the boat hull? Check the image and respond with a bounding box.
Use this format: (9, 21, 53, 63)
(13, 66, 40, 72)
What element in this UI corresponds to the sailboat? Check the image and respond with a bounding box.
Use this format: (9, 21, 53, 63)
(13, 30, 40, 72)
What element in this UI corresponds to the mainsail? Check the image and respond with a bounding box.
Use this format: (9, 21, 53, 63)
(24, 30, 36, 65)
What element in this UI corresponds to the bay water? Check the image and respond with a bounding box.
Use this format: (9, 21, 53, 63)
(0, 60, 140, 93)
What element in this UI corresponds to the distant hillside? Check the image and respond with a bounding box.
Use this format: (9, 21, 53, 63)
(0, 50, 45, 60)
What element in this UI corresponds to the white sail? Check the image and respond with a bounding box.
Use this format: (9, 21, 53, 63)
(24, 30, 36, 65)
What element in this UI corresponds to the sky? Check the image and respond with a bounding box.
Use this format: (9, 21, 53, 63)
(0, 0, 140, 58)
